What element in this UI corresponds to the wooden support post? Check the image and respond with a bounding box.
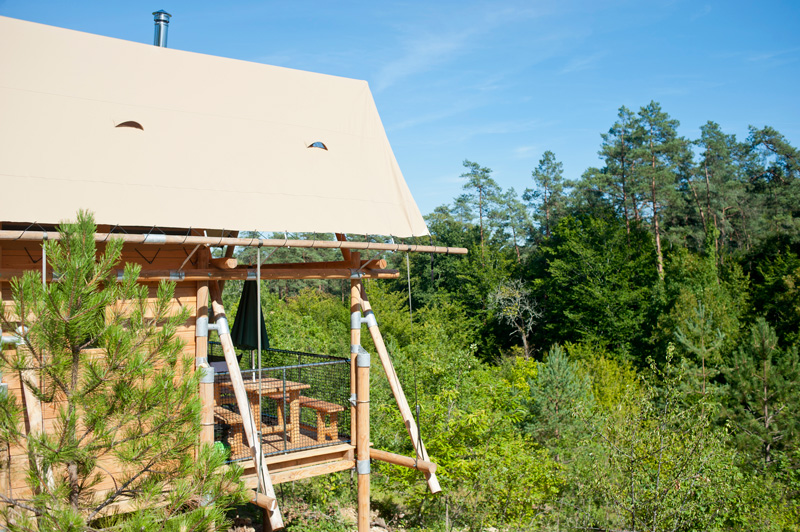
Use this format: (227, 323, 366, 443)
(350, 253, 370, 532)
(209, 281, 284, 531)
(218, 232, 238, 294)
(197, 248, 214, 450)
(349, 254, 360, 449)
(335, 233, 351, 262)
(360, 291, 441, 494)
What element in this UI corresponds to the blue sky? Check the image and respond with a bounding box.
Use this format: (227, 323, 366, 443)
(3, 1, 798, 215)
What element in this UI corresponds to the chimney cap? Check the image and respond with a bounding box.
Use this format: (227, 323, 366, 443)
(153, 10, 171, 22)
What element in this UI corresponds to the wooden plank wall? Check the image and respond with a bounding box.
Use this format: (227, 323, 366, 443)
(0, 240, 198, 500)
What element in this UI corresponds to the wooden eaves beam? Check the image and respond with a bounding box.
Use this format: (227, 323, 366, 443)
(0, 231, 468, 255)
(0, 268, 400, 282)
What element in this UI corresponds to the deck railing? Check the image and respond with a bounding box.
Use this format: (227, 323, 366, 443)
(209, 343, 351, 461)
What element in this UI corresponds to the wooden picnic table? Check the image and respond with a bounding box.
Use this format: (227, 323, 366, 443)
(218, 377, 311, 442)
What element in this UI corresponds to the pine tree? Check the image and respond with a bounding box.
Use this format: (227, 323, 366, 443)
(694, 122, 749, 252)
(724, 318, 800, 468)
(0, 211, 243, 530)
(491, 188, 529, 262)
(635, 101, 690, 278)
(596, 106, 645, 235)
(523, 344, 592, 462)
(461, 160, 500, 262)
(524, 150, 566, 238)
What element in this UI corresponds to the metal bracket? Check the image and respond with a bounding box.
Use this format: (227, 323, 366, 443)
(212, 317, 230, 336)
(169, 270, 185, 281)
(363, 310, 378, 328)
(247, 270, 257, 280)
(196, 315, 209, 337)
(356, 346, 370, 368)
(198, 363, 215, 384)
(144, 234, 167, 244)
(351, 311, 374, 330)
(350, 272, 364, 280)
(350, 311, 362, 330)
(356, 459, 370, 475)
(349, 393, 357, 407)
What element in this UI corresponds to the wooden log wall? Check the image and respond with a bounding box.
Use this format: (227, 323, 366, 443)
(0, 240, 198, 500)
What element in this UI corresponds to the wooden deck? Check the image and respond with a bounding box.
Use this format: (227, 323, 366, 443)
(237, 443, 355, 487)
(224, 421, 350, 462)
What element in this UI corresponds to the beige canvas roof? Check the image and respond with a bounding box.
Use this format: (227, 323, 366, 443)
(0, 16, 429, 237)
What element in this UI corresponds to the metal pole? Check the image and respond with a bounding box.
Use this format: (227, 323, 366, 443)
(152, 10, 171, 48)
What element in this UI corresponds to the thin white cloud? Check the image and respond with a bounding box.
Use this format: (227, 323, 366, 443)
(373, 30, 475, 93)
(744, 47, 800, 66)
(514, 145, 540, 159)
(372, 1, 545, 93)
(558, 51, 606, 74)
(389, 102, 477, 132)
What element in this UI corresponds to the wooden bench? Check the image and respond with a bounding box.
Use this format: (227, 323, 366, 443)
(214, 406, 245, 457)
(298, 396, 344, 442)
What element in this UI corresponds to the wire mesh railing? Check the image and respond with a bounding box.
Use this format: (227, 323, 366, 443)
(209, 342, 351, 462)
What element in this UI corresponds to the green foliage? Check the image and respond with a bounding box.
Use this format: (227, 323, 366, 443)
(749, 245, 800, 347)
(525, 150, 567, 239)
(565, 341, 638, 412)
(534, 212, 658, 362)
(262, 289, 349, 355)
(724, 318, 800, 469)
(0, 211, 245, 530)
(521, 344, 593, 462)
(206, 104, 800, 529)
(573, 353, 743, 532)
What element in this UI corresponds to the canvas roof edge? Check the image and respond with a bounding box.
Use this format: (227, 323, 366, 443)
(0, 15, 430, 238)
(0, 228, 468, 255)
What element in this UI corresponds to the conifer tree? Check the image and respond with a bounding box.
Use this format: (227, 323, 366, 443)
(635, 101, 690, 279)
(461, 160, 500, 262)
(491, 188, 529, 261)
(724, 318, 800, 468)
(0, 212, 243, 531)
(522, 344, 592, 462)
(524, 150, 566, 238)
(596, 106, 644, 235)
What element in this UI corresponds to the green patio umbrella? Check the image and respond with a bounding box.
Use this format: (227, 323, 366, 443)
(230, 280, 270, 351)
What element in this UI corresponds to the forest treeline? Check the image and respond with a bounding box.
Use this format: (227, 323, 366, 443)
(231, 101, 800, 531)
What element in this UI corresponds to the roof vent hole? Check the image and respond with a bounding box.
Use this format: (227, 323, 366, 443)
(308, 141, 328, 150)
(116, 121, 144, 131)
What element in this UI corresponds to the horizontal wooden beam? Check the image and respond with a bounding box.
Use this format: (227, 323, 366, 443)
(243, 459, 356, 488)
(234, 444, 355, 475)
(0, 268, 399, 282)
(255, 259, 387, 270)
(0, 230, 468, 255)
(370, 448, 437, 474)
(210, 257, 238, 270)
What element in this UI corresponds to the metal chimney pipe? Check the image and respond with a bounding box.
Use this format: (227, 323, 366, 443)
(152, 10, 171, 47)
